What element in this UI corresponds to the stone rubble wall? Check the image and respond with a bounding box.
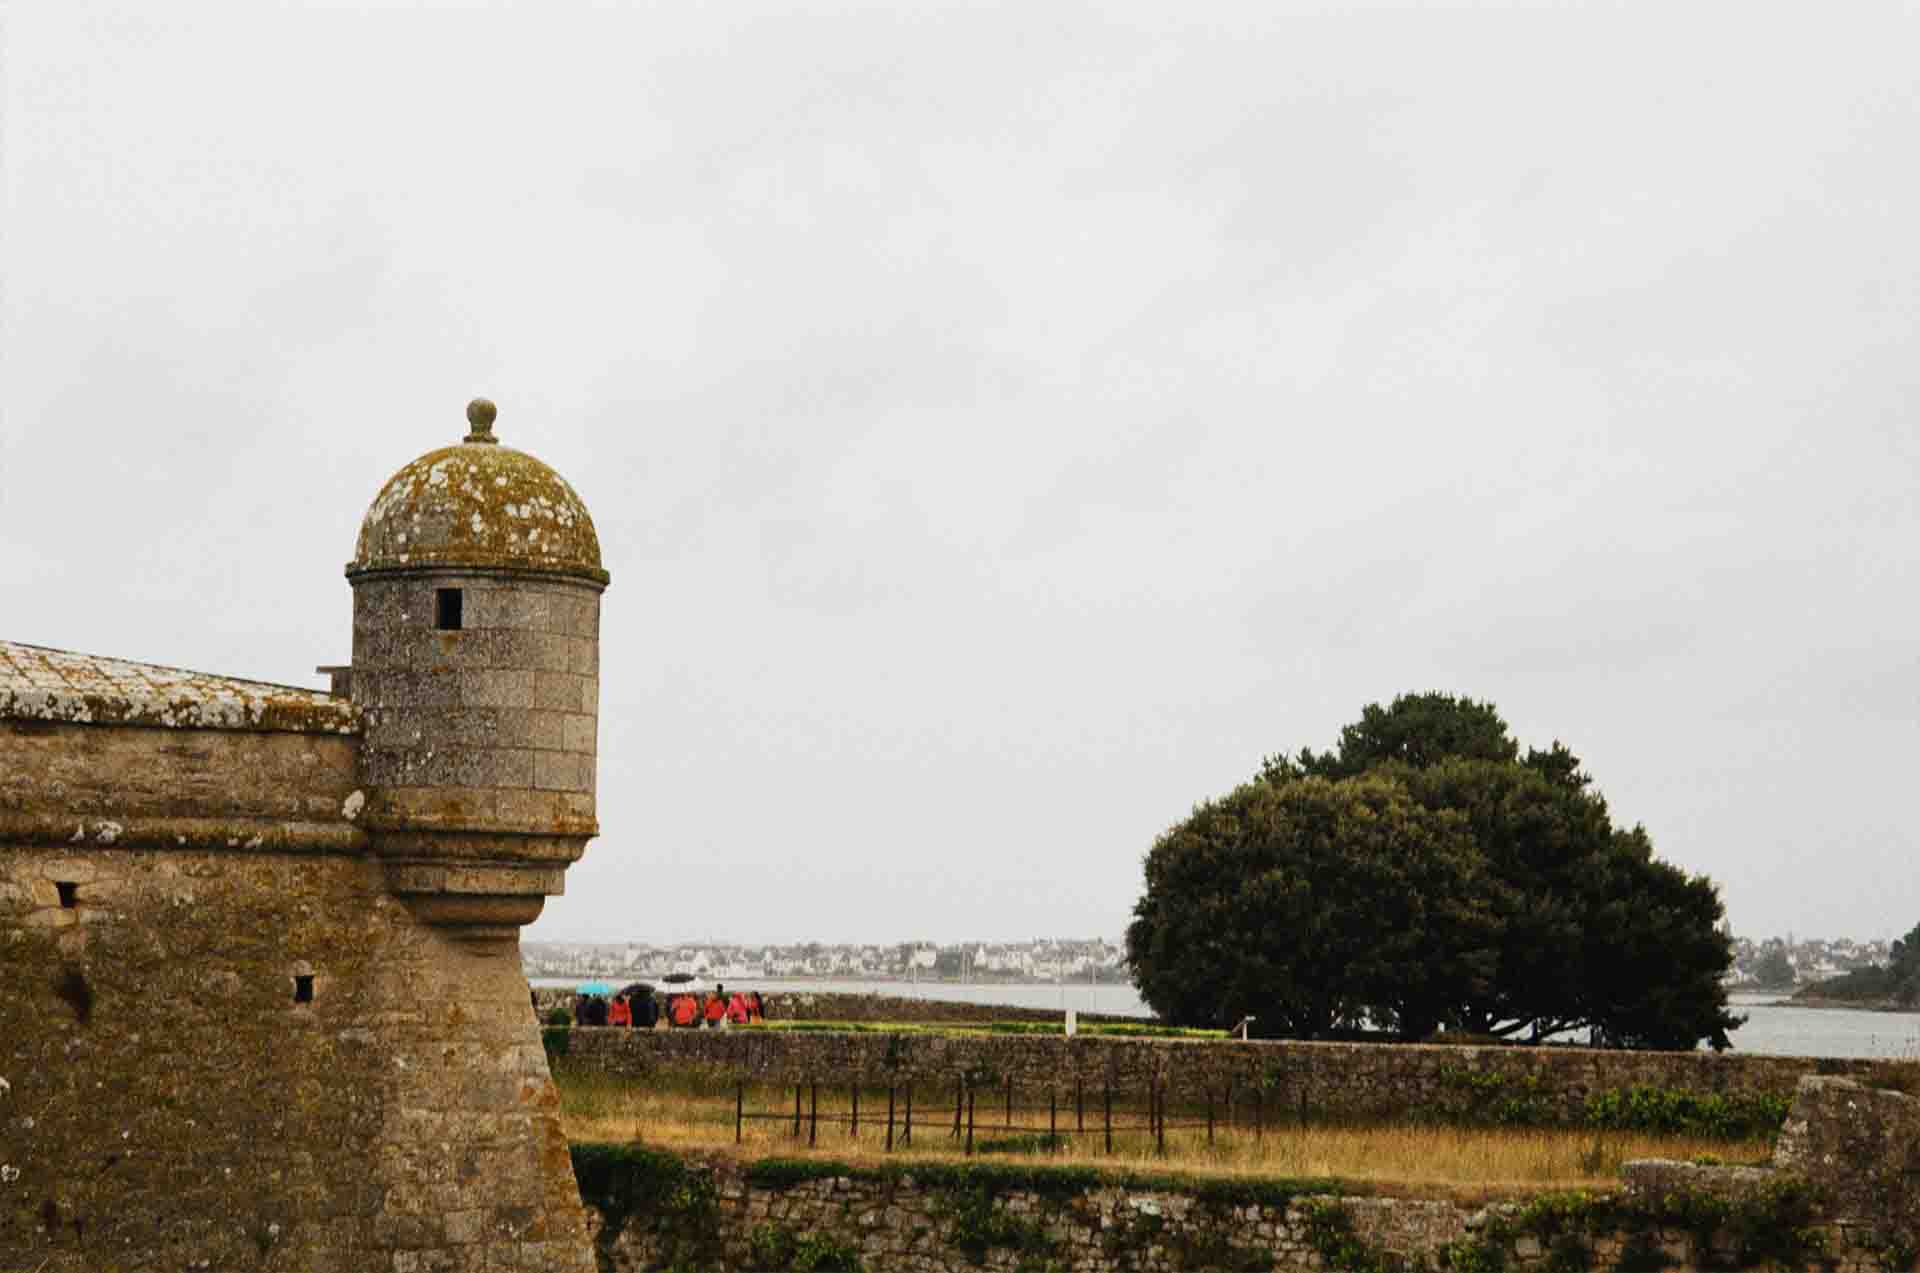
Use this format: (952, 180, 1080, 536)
(1774, 1074, 1920, 1228)
(559, 1025, 1904, 1124)
(580, 1155, 1901, 1272)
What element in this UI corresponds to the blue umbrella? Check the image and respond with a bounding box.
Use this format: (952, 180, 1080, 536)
(576, 980, 613, 995)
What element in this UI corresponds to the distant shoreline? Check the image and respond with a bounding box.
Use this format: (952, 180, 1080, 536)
(1779, 992, 1919, 1013)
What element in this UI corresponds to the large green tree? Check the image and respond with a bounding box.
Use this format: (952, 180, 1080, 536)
(1126, 775, 1491, 1039)
(1129, 693, 1743, 1049)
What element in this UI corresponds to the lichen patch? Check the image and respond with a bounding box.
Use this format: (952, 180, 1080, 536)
(347, 441, 606, 584)
(0, 640, 361, 735)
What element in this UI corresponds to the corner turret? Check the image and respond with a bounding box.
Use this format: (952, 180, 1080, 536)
(346, 399, 607, 939)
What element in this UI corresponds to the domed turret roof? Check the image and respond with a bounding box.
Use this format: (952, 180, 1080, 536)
(347, 400, 608, 585)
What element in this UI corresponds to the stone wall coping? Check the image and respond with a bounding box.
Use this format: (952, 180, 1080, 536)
(0, 640, 360, 734)
(572, 1022, 1891, 1067)
(0, 811, 367, 853)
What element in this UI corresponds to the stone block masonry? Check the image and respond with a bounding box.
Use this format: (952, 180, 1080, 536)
(352, 571, 603, 838)
(0, 716, 594, 1271)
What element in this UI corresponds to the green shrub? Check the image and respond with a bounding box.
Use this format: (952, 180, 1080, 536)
(1424, 1067, 1790, 1139)
(568, 1143, 719, 1268)
(1302, 1199, 1411, 1272)
(940, 1184, 1058, 1266)
(975, 1133, 1062, 1156)
(541, 1025, 570, 1059)
(1582, 1087, 1789, 1140)
(748, 1222, 865, 1272)
(749, 1222, 799, 1268)
(1426, 1066, 1555, 1127)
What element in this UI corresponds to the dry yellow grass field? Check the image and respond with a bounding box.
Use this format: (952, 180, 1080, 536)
(552, 1068, 1770, 1199)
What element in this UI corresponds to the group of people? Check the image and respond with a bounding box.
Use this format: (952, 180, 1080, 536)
(570, 990, 660, 1028)
(661, 985, 767, 1029)
(569, 983, 767, 1030)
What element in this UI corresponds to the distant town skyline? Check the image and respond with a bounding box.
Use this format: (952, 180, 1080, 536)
(524, 929, 1902, 980)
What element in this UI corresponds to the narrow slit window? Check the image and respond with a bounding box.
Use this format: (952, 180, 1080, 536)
(435, 588, 463, 631)
(55, 881, 78, 908)
(293, 974, 315, 1004)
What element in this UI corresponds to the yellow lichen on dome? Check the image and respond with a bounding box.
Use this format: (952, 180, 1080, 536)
(347, 413, 607, 584)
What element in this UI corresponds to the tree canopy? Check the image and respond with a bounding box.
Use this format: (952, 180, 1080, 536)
(1127, 693, 1743, 1050)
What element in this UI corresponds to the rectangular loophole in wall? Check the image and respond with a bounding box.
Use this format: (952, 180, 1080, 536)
(55, 881, 78, 908)
(293, 974, 315, 1004)
(435, 588, 463, 631)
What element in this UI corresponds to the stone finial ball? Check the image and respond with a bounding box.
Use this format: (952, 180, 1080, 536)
(466, 398, 498, 439)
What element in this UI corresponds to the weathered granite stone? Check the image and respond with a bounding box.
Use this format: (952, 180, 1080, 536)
(1775, 1074, 1920, 1226)
(1, 401, 606, 1272)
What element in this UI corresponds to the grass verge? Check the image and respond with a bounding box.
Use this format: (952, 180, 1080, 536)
(552, 1067, 1772, 1197)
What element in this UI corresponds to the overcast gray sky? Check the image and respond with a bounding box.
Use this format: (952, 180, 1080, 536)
(5, 1, 1917, 948)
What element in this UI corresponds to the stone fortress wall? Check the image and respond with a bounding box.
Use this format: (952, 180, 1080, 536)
(1, 403, 607, 1273)
(0, 683, 593, 1272)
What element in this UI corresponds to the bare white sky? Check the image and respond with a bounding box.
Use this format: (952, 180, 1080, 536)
(4, 2, 1916, 947)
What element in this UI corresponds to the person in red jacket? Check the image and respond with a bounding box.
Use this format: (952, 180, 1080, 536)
(704, 984, 728, 1028)
(727, 991, 749, 1025)
(670, 993, 699, 1028)
(608, 994, 632, 1028)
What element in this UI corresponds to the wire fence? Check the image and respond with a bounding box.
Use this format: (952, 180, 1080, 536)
(735, 1074, 1298, 1156)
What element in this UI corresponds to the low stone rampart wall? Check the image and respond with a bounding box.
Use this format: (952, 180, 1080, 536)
(559, 1026, 1908, 1125)
(572, 1149, 1895, 1272)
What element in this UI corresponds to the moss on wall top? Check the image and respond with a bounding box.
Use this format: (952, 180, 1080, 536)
(0, 640, 360, 734)
(348, 404, 607, 585)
